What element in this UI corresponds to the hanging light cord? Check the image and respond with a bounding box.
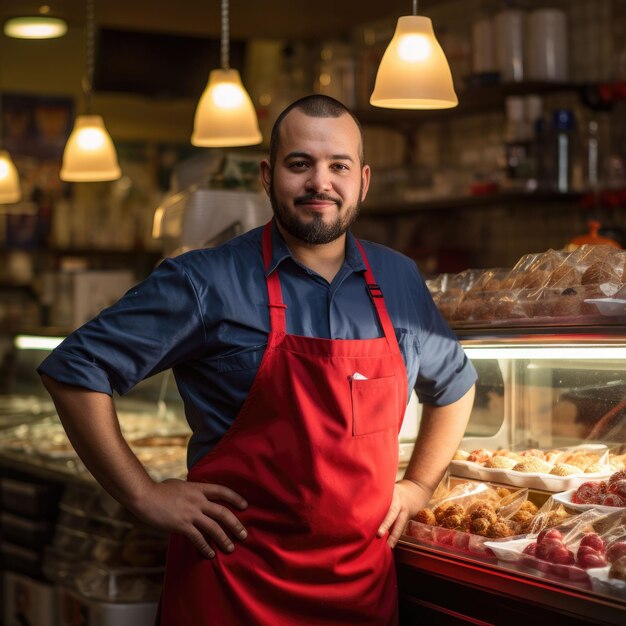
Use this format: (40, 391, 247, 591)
(413, 0, 418, 15)
(84, 0, 95, 113)
(221, 0, 230, 70)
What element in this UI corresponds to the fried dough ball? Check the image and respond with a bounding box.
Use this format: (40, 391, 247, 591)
(466, 501, 496, 517)
(545, 508, 569, 527)
(453, 449, 470, 461)
(487, 521, 512, 538)
(470, 508, 497, 525)
(469, 518, 491, 536)
(496, 487, 512, 499)
(519, 500, 539, 514)
(443, 504, 465, 519)
(433, 505, 448, 524)
(511, 509, 535, 531)
(414, 509, 436, 525)
(441, 514, 464, 529)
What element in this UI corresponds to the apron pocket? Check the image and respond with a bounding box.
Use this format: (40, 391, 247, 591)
(351, 375, 398, 436)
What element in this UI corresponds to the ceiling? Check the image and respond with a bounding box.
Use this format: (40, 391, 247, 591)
(1, 0, 441, 40)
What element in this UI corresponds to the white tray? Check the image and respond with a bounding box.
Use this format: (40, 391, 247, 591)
(449, 460, 611, 492)
(551, 488, 624, 514)
(584, 298, 626, 316)
(587, 566, 626, 598)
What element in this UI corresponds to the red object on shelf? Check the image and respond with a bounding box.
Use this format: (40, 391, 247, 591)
(569, 220, 622, 249)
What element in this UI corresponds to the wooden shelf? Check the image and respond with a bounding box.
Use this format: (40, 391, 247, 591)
(356, 81, 587, 127)
(362, 190, 584, 217)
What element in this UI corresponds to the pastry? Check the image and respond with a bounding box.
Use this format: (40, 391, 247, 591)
(484, 456, 517, 469)
(512, 458, 552, 473)
(487, 521, 512, 538)
(469, 518, 490, 536)
(414, 509, 436, 525)
(550, 463, 581, 476)
(467, 448, 492, 464)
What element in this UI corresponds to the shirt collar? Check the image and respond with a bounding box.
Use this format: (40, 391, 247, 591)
(266, 219, 367, 276)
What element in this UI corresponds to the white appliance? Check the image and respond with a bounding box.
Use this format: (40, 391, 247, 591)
(153, 187, 272, 257)
(41, 270, 135, 330)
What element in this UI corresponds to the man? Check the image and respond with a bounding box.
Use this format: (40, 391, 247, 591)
(39, 95, 476, 625)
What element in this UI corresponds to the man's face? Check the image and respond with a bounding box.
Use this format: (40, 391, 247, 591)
(260, 109, 370, 245)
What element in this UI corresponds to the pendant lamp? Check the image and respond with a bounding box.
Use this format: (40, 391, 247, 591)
(60, 0, 120, 182)
(0, 149, 21, 204)
(370, 0, 458, 110)
(4, 4, 67, 40)
(191, 0, 262, 147)
(0, 49, 21, 203)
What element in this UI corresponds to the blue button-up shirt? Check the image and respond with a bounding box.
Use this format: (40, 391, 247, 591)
(38, 221, 476, 468)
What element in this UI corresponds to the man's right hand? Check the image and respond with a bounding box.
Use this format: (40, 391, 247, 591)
(133, 479, 248, 559)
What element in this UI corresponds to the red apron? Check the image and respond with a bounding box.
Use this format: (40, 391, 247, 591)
(159, 222, 408, 625)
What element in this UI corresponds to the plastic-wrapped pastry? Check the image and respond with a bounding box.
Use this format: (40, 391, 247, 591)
(441, 514, 464, 529)
(469, 518, 491, 536)
(442, 504, 465, 519)
(581, 262, 621, 286)
(519, 500, 539, 514)
(469, 508, 497, 525)
(414, 509, 436, 525)
(487, 521, 512, 538)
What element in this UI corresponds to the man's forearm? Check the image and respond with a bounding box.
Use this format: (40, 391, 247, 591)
(403, 385, 475, 501)
(40, 374, 154, 512)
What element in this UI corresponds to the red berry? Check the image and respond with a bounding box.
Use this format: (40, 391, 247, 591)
(601, 493, 626, 507)
(578, 551, 608, 569)
(606, 541, 626, 562)
(548, 546, 575, 565)
(608, 469, 626, 487)
(537, 528, 563, 544)
(536, 538, 562, 561)
(608, 479, 626, 499)
(522, 542, 537, 556)
(574, 481, 605, 504)
(579, 533, 605, 553)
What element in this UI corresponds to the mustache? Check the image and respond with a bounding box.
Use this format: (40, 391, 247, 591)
(294, 193, 342, 207)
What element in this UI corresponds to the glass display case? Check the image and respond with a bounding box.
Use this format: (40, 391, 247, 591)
(398, 325, 626, 625)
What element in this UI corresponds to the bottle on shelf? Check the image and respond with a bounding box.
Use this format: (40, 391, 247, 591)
(540, 109, 576, 193)
(502, 96, 533, 190)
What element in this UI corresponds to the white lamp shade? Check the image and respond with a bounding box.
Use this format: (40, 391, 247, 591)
(191, 69, 262, 147)
(0, 150, 22, 204)
(60, 115, 121, 182)
(4, 16, 68, 39)
(370, 16, 458, 110)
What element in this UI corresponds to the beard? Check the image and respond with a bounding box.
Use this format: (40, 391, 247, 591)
(270, 185, 361, 245)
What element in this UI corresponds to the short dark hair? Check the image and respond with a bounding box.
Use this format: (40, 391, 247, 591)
(269, 94, 364, 169)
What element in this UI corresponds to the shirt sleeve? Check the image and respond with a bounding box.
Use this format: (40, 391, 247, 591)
(37, 258, 207, 396)
(412, 266, 477, 406)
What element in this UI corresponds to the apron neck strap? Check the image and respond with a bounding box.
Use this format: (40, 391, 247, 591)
(262, 221, 397, 347)
(354, 238, 398, 348)
(263, 222, 287, 335)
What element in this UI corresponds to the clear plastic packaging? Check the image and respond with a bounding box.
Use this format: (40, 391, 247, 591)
(429, 244, 626, 326)
(485, 507, 626, 594)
